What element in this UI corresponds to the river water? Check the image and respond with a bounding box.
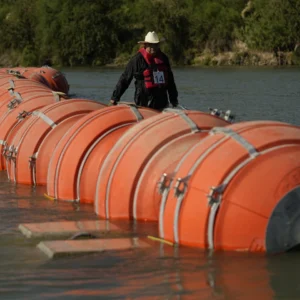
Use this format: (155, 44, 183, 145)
(1, 66, 300, 299)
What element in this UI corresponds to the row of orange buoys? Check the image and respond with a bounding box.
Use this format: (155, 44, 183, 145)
(1, 66, 300, 254)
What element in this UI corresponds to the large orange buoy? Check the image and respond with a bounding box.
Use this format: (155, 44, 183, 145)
(19, 68, 51, 88)
(46, 105, 158, 203)
(0, 90, 63, 123)
(35, 114, 86, 185)
(160, 121, 300, 253)
(78, 126, 129, 204)
(0, 75, 17, 83)
(0, 78, 51, 101)
(0, 92, 66, 170)
(0, 77, 51, 90)
(0, 67, 68, 94)
(0, 87, 53, 111)
(0, 68, 27, 78)
(35, 66, 69, 94)
(0, 79, 53, 112)
(133, 134, 204, 222)
(6, 100, 106, 184)
(95, 109, 229, 220)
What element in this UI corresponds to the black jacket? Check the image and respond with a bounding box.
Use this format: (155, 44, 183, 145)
(111, 51, 178, 110)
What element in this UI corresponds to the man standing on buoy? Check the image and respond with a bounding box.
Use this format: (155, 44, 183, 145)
(110, 31, 179, 110)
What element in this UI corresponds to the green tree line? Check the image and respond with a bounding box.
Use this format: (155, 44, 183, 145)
(0, 0, 299, 67)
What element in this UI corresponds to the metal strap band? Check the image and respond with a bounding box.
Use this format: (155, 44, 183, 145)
(171, 136, 227, 244)
(211, 127, 259, 158)
(162, 108, 181, 113)
(9, 79, 15, 89)
(29, 152, 39, 186)
(32, 111, 57, 128)
(31, 152, 38, 159)
(177, 111, 199, 133)
(129, 106, 143, 121)
(159, 135, 214, 239)
(132, 237, 139, 247)
(174, 193, 185, 243)
(52, 91, 67, 102)
(163, 109, 199, 133)
(206, 154, 260, 250)
(14, 92, 22, 101)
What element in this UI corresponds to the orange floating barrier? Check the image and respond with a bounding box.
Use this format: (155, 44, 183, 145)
(18, 68, 51, 88)
(35, 66, 69, 94)
(0, 68, 8, 74)
(78, 124, 130, 204)
(0, 68, 26, 77)
(0, 67, 69, 94)
(0, 87, 52, 110)
(0, 90, 62, 124)
(46, 105, 158, 203)
(0, 78, 50, 100)
(160, 121, 300, 253)
(36, 115, 85, 185)
(0, 92, 66, 170)
(0, 76, 17, 83)
(94, 109, 229, 220)
(0, 78, 53, 111)
(6, 99, 106, 184)
(0, 68, 38, 83)
(0, 77, 50, 90)
(133, 134, 203, 222)
(0, 76, 22, 86)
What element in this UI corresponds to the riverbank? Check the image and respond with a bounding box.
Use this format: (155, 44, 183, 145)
(86, 49, 300, 68)
(192, 50, 300, 66)
(1, 50, 300, 68)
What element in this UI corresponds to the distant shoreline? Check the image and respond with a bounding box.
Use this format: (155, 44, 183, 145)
(1, 50, 300, 68)
(107, 50, 300, 68)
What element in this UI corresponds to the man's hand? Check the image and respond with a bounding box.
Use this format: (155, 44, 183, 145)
(109, 99, 118, 106)
(172, 101, 178, 108)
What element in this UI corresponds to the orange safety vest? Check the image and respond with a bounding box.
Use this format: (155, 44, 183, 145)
(139, 48, 168, 89)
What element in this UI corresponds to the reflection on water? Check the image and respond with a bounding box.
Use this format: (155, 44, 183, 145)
(1, 169, 300, 299)
(1, 67, 300, 299)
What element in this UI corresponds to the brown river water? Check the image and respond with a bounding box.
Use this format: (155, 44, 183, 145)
(1, 66, 300, 299)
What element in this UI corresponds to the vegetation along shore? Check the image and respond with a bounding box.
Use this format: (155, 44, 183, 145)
(0, 0, 299, 67)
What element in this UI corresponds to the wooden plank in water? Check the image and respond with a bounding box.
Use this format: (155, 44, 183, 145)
(37, 237, 150, 258)
(18, 220, 122, 238)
